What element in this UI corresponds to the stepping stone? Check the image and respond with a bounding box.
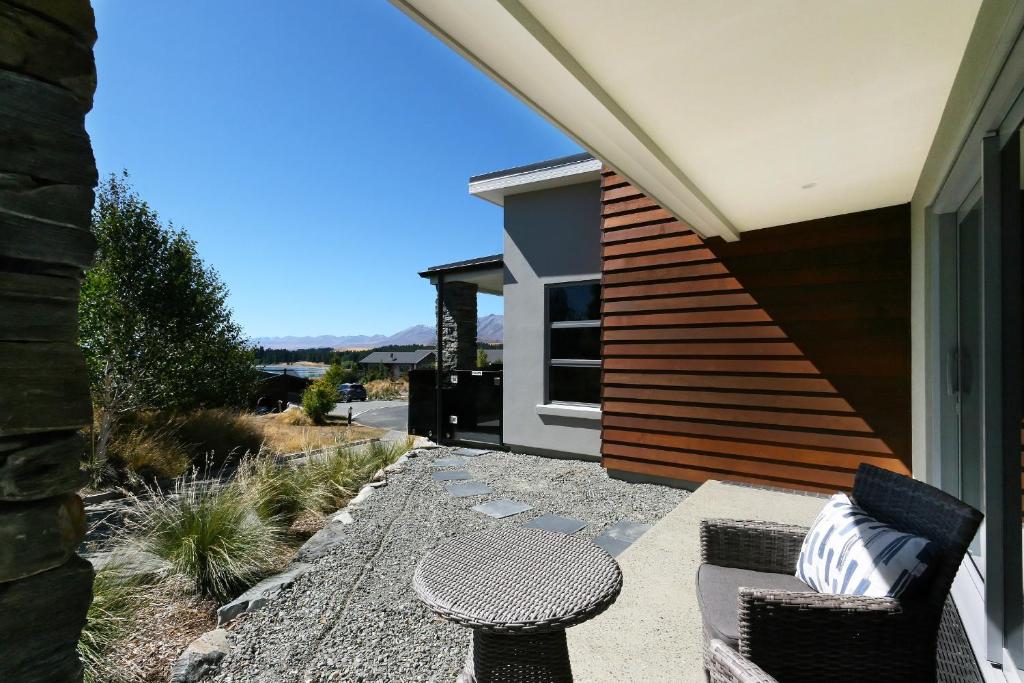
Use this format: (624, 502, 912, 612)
(472, 499, 533, 519)
(523, 514, 586, 535)
(432, 457, 467, 468)
(594, 519, 652, 557)
(432, 470, 471, 481)
(452, 447, 490, 458)
(447, 482, 493, 498)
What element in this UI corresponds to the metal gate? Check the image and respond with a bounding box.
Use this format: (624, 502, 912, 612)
(408, 368, 502, 447)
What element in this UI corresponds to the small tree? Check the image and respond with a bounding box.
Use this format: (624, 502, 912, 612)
(79, 172, 257, 467)
(476, 348, 488, 368)
(302, 378, 336, 425)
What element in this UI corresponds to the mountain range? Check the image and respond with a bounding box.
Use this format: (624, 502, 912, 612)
(253, 314, 503, 350)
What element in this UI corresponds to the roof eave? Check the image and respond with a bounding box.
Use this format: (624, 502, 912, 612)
(468, 155, 603, 206)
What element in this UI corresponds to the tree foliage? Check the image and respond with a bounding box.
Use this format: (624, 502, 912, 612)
(80, 172, 257, 422)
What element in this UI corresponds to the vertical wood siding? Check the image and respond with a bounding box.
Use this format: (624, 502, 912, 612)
(600, 169, 911, 493)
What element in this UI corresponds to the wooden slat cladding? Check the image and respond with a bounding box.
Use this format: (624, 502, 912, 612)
(599, 168, 911, 493)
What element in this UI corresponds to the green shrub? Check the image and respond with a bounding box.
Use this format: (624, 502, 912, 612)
(79, 569, 150, 683)
(130, 471, 284, 601)
(301, 379, 336, 425)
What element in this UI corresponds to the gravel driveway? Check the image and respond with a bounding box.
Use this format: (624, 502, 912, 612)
(212, 447, 687, 683)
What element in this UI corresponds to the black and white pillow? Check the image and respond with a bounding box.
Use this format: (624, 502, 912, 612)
(796, 493, 935, 598)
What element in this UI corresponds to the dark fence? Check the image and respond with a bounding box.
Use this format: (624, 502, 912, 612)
(408, 369, 502, 446)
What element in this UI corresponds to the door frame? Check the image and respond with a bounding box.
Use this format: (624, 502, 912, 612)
(926, 24, 1024, 675)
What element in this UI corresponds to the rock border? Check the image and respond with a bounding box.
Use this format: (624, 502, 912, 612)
(216, 439, 430, 625)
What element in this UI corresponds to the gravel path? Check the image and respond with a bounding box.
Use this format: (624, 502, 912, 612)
(212, 447, 687, 683)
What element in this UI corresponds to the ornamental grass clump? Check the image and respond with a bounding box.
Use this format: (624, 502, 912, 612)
(302, 445, 366, 513)
(129, 470, 284, 602)
(235, 455, 308, 525)
(303, 438, 413, 513)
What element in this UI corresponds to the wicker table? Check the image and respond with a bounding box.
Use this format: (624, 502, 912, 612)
(413, 525, 623, 683)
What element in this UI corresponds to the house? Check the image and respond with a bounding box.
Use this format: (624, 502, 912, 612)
(251, 370, 311, 409)
(397, 1, 1024, 678)
(7, 2, 1024, 682)
(358, 349, 436, 379)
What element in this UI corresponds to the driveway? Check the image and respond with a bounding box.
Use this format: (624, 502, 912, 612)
(330, 399, 408, 432)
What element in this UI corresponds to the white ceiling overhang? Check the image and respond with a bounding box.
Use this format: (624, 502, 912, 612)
(389, 0, 981, 240)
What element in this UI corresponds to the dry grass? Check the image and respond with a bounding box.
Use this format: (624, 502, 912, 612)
(115, 580, 216, 683)
(364, 378, 407, 400)
(106, 423, 191, 482)
(246, 414, 384, 454)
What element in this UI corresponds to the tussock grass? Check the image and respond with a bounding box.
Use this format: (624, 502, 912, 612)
(302, 438, 413, 513)
(364, 378, 406, 400)
(129, 471, 285, 602)
(268, 407, 312, 426)
(79, 569, 150, 683)
(172, 408, 263, 466)
(107, 423, 190, 483)
(235, 455, 308, 525)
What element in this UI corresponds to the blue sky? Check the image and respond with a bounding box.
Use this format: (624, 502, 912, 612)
(88, 1, 580, 339)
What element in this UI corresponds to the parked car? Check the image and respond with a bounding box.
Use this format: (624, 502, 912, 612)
(338, 383, 367, 402)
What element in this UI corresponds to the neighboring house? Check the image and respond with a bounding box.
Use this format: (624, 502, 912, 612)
(397, 2, 1024, 676)
(359, 350, 436, 379)
(251, 371, 311, 409)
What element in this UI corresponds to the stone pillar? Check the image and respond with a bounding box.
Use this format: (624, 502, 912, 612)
(437, 281, 478, 370)
(0, 2, 99, 681)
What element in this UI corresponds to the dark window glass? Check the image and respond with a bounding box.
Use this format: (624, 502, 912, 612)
(550, 327, 600, 360)
(549, 366, 601, 404)
(548, 283, 601, 322)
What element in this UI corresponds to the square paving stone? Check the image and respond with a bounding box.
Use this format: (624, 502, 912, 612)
(447, 482, 494, 497)
(452, 447, 490, 458)
(522, 514, 586, 535)
(472, 499, 533, 519)
(432, 457, 467, 468)
(593, 519, 652, 557)
(432, 470, 472, 481)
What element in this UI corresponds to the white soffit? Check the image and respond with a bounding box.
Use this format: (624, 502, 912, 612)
(389, 0, 981, 236)
(423, 268, 503, 296)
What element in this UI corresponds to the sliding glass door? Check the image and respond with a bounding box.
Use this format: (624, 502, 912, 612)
(954, 195, 986, 567)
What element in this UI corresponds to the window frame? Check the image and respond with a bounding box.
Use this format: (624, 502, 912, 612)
(545, 280, 601, 407)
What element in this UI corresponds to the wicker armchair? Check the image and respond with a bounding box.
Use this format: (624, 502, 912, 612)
(698, 464, 983, 683)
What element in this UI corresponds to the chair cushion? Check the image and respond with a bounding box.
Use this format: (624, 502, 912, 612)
(697, 563, 810, 649)
(796, 493, 936, 598)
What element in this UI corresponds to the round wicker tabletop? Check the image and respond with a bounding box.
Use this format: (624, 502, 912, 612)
(413, 525, 623, 635)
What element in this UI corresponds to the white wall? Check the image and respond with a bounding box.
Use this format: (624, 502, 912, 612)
(502, 180, 602, 459)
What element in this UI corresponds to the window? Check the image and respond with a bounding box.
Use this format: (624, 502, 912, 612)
(547, 282, 601, 405)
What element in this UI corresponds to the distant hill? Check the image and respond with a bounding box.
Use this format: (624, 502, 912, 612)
(254, 314, 503, 350)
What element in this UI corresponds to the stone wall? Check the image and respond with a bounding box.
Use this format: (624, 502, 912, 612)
(0, 2, 99, 681)
(437, 281, 478, 370)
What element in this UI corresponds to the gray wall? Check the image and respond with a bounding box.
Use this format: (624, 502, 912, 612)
(502, 180, 602, 459)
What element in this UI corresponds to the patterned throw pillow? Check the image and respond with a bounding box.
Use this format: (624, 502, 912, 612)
(796, 493, 936, 598)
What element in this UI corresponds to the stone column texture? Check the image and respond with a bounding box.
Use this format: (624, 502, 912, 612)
(0, 2, 99, 681)
(438, 281, 478, 370)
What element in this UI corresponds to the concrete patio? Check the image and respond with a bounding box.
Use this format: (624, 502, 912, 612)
(568, 480, 983, 683)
